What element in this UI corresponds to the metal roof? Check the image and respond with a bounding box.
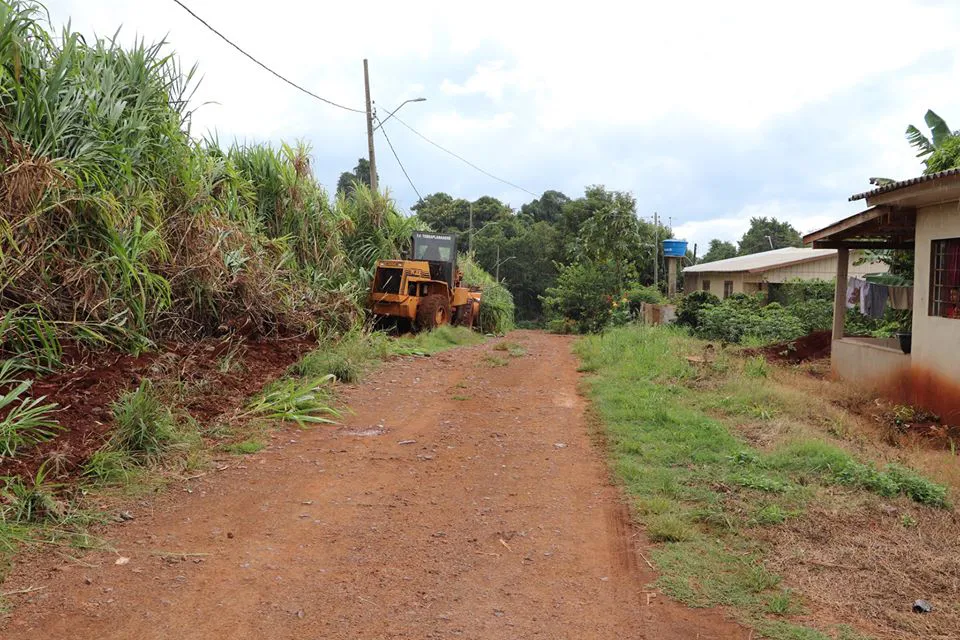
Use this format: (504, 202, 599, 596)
(848, 168, 960, 201)
(684, 247, 838, 274)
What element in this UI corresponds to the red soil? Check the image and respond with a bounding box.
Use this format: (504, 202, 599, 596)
(747, 330, 833, 364)
(0, 336, 313, 481)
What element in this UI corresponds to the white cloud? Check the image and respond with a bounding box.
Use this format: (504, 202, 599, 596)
(674, 200, 855, 254)
(40, 0, 960, 224)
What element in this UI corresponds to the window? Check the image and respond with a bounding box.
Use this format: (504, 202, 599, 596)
(724, 281, 734, 298)
(930, 238, 960, 318)
(702, 280, 711, 292)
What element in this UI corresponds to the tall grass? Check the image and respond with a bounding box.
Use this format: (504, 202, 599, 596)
(460, 253, 515, 334)
(0, 1, 415, 367)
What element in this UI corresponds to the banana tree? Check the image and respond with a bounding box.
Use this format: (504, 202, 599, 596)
(905, 109, 953, 158)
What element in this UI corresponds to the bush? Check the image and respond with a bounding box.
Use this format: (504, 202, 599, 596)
(541, 261, 618, 334)
(675, 291, 720, 329)
(696, 296, 806, 344)
(459, 254, 515, 334)
(625, 285, 664, 316)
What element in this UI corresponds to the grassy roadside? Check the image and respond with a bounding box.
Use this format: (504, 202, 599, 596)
(576, 324, 953, 640)
(0, 326, 483, 592)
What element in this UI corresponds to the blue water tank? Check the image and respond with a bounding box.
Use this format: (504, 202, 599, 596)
(662, 239, 688, 258)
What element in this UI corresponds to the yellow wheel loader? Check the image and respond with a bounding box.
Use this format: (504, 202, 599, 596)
(369, 232, 481, 332)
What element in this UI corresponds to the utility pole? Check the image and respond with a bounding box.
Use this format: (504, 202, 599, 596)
(469, 203, 474, 254)
(363, 59, 378, 193)
(495, 245, 500, 282)
(653, 211, 659, 289)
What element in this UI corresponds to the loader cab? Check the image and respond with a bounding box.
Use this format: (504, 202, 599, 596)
(410, 232, 457, 289)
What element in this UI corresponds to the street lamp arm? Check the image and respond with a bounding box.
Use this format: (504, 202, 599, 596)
(373, 97, 426, 131)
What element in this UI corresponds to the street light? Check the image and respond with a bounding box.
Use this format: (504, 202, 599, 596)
(373, 97, 426, 131)
(494, 253, 516, 282)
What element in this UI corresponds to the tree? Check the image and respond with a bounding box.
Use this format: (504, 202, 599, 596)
(336, 158, 375, 196)
(905, 109, 960, 176)
(520, 190, 570, 225)
(700, 239, 737, 263)
(737, 217, 802, 255)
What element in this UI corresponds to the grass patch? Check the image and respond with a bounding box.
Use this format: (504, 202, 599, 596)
(493, 341, 526, 357)
(244, 376, 340, 427)
(390, 325, 484, 357)
(482, 353, 509, 367)
(577, 324, 948, 637)
(293, 327, 483, 383)
(226, 439, 265, 455)
(451, 394, 470, 401)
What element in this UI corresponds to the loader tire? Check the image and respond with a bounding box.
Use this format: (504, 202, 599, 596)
(416, 295, 450, 331)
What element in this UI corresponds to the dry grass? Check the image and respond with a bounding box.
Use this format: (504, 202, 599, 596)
(744, 361, 960, 639)
(763, 497, 960, 639)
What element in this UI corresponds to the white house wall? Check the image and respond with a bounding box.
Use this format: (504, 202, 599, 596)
(911, 202, 960, 413)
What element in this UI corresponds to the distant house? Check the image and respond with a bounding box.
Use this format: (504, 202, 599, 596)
(683, 247, 884, 298)
(804, 168, 960, 420)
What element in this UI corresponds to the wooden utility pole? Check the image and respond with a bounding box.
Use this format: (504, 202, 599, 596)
(653, 212, 659, 289)
(363, 59, 378, 193)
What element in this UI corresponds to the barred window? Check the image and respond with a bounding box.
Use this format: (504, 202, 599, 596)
(930, 238, 960, 319)
(724, 281, 734, 298)
(702, 280, 711, 292)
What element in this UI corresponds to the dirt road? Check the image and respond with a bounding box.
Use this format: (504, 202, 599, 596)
(2, 331, 746, 639)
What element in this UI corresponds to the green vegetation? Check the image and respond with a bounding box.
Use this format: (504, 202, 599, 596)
(0, 1, 418, 372)
(244, 376, 340, 427)
(388, 326, 484, 357)
(0, 360, 61, 456)
(482, 353, 509, 367)
(414, 186, 673, 325)
(675, 281, 905, 345)
(106, 380, 184, 462)
(577, 325, 949, 638)
(459, 253, 515, 334)
(493, 341, 526, 357)
(226, 440, 265, 455)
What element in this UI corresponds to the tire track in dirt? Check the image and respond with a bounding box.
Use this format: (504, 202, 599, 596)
(2, 330, 748, 639)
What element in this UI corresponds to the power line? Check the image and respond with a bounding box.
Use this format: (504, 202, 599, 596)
(170, 0, 365, 114)
(376, 116, 423, 203)
(390, 114, 538, 198)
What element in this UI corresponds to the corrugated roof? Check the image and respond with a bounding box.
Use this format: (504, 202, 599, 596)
(848, 168, 960, 201)
(684, 247, 838, 273)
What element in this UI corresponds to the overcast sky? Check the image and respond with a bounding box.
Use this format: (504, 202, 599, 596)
(44, 0, 960, 251)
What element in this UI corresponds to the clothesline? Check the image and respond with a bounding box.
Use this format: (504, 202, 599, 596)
(846, 277, 912, 318)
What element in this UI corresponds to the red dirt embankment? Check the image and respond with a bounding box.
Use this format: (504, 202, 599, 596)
(745, 330, 832, 364)
(1, 331, 746, 640)
(0, 337, 312, 481)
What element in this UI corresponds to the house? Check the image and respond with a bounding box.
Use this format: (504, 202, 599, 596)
(803, 168, 960, 420)
(683, 247, 884, 298)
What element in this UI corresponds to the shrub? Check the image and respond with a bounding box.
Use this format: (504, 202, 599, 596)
(107, 380, 181, 461)
(541, 261, 618, 333)
(625, 285, 664, 316)
(460, 254, 515, 334)
(675, 291, 720, 329)
(696, 297, 805, 344)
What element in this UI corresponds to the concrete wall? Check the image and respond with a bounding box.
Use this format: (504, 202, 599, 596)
(912, 202, 960, 386)
(832, 338, 912, 396)
(640, 303, 676, 325)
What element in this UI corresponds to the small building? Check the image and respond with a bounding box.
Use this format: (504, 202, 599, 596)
(683, 247, 883, 298)
(803, 168, 960, 421)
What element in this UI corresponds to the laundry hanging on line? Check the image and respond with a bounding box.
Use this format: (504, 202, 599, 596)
(846, 277, 912, 316)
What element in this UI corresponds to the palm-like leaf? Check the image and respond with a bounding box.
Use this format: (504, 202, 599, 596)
(906, 124, 934, 158)
(925, 109, 952, 149)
